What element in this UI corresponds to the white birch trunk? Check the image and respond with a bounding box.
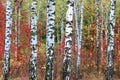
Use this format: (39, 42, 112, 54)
(62, 0, 74, 80)
(45, 0, 55, 80)
(74, 0, 79, 61)
(78, 0, 84, 66)
(29, 0, 38, 80)
(106, 0, 116, 80)
(75, 0, 84, 79)
(95, 0, 100, 72)
(61, 16, 64, 42)
(3, 0, 12, 80)
(74, 0, 79, 79)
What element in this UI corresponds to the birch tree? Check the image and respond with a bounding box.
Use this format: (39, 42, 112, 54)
(74, 0, 84, 79)
(95, 0, 100, 72)
(105, 4, 109, 46)
(74, 0, 79, 79)
(118, 28, 120, 51)
(62, 0, 74, 80)
(14, 0, 21, 60)
(14, 0, 17, 59)
(106, 0, 116, 80)
(3, 0, 12, 80)
(45, 0, 55, 79)
(78, 0, 84, 66)
(60, 1, 65, 55)
(61, 0, 65, 46)
(100, 0, 104, 57)
(29, 0, 38, 80)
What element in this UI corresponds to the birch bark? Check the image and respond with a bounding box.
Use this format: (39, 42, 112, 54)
(3, 0, 12, 80)
(29, 0, 38, 80)
(74, 0, 79, 79)
(62, 0, 74, 80)
(75, 0, 84, 79)
(78, 0, 84, 67)
(45, 0, 55, 80)
(106, 0, 116, 80)
(95, 0, 100, 72)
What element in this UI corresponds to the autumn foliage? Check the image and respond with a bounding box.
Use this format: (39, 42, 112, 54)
(0, 1, 5, 57)
(0, 0, 120, 80)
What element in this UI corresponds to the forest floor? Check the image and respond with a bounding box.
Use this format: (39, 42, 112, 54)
(0, 43, 120, 80)
(0, 73, 120, 80)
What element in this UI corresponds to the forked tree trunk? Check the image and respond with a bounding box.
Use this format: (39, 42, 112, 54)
(106, 0, 116, 80)
(75, 0, 84, 79)
(45, 0, 55, 80)
(3, 0, 12, 80)
(29, 0, 38, 80)
(62, 0, 74, 80)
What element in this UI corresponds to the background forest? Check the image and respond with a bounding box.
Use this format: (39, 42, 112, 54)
(0, 0, 120, 80)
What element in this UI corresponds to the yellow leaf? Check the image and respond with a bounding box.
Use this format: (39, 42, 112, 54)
(41, 65, 46, 69)
(114, 68, 117, 72)
(90, 37, 94, 41)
